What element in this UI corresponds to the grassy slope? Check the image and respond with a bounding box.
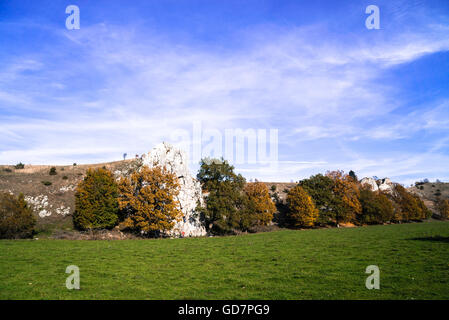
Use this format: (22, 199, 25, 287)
(1, 221, 448, 300)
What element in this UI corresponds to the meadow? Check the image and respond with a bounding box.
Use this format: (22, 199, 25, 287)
(1, 221, 448, 300)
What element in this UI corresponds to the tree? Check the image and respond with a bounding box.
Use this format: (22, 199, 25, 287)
(14, 163, 25, 169)
(286, 186, 318, 227)
(326, 170, 362, 224)
(197, 158, 246, 234)
(348, 170, 358, 182)
(0, 193, 36, 239)
(118, 166, 182, 236)
(73, 168, 120, 230)
(243, 182, 276, 227)
(359, 188, 394, 224)
(49, 167, 57, 175)
(298, 174, 335, 225)
(391, 185, 431, 221)
(437, 199, 449, 219)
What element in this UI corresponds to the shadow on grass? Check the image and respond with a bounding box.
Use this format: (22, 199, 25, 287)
(410, 236, 449, 243)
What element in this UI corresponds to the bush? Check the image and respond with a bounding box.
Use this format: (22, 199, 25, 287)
(2, 168, 12, 173)
(49, 167, 57, 175)
(197, 158, 246, 235)
(73, 168, 120, 230)
(286, 185, 318, 227)
(118, 166, 181, 236)
(62, 176, 68, 180)
(14, 163, 25, 169)
(41, 181, 52, 186)
(243, 182, 276, 228)
(437, 199, 449, 219)
(359, 188, 394, 224)
(0, 193, 36, 239)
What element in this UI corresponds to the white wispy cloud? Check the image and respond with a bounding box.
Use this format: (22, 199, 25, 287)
(0, 18, 448, 183)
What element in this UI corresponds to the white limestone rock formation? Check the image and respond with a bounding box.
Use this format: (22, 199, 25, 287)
(360, 177, 379, 191)
(141, 142, 206, 237)
(378, 178, 394, 194)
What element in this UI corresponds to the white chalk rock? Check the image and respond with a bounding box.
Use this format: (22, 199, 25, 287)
(360, 177, 379, 191)
(378, 178, 394, 193)
(142, 142, 206, 237)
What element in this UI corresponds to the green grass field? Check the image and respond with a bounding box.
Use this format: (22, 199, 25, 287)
(1, 221, 449, 300)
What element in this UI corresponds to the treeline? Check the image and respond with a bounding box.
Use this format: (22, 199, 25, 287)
(1, 159, 448, 239)
(282, 171, 432, 228)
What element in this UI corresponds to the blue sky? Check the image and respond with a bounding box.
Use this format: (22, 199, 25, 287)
(1, 0, 449, 185)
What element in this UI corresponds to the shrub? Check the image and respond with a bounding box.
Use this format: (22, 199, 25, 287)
(49, 167, 57, 175)
(2, 168, 12, 173)
(118, 166, 181, 236)
(41, 181, 52, 186)
(286, 185, 318, 228)
(437, 199, 449, 219)
(62, 176, 68, 180)
(197, 158, 246, 234)
(14, 163, 25, 169)
(243, 182, 276, 227)
(299, 174, 335, 225)
(359, 188, 394, 224)
(73, 168, 120, 230)
(0, 193, 35, 239)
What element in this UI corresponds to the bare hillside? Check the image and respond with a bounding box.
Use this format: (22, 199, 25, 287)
(0, 160, 138, 233)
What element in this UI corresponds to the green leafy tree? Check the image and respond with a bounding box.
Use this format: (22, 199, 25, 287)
(197, 158, 246, 234)
(0, 193, 35, 239)
(298, 174, 335, 224)
(348, 170, 358, 182)
(73, 168, 120, 230)
(359, 188, 394, 224)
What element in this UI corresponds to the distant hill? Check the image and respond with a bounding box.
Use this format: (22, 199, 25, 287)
(0, 160, 138, 234)
(408, 182, 449, 216)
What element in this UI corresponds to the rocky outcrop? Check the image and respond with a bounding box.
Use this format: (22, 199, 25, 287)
(360, 177, 379, 191)
(141, 142, 206, 237)
(378, 178, 394, 193)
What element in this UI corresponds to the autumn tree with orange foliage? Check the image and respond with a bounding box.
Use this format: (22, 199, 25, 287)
(326, 170, 362, 225)
(391, 184, 432, 221)
(118, 166, 182, 237)
(243, 182, 276, 227)
(286, 185, 318, 227)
